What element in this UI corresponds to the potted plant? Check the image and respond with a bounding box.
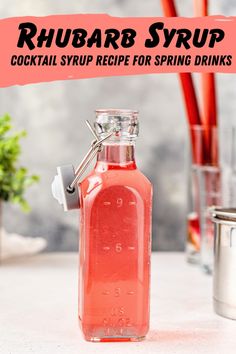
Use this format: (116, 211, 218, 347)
(0, 114, 43, 260)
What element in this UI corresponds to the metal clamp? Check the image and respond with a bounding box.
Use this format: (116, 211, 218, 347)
(51, 120, 113, 211)
(67, 120, 113, 192)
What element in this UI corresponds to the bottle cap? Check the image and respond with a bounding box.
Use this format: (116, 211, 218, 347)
(95, 109, 139, 140)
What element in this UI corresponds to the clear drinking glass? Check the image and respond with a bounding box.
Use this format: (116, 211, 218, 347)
(186, 165, 200, 264)
(186, 125, 205, 264)
(222, 126, 236, 207)
(198, 165, 221, 274)
(78, 110, 152, 342)
(186, 125, 221, 273)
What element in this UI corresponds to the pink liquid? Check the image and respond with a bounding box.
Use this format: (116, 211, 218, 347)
(187, 212, 200, 252)
(78, 145, 152, 341)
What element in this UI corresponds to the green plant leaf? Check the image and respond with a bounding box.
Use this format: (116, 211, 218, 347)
(0, 114, 39, 212)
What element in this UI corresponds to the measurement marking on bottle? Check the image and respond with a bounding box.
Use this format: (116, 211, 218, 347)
(102, 290, 110, 295)
(103, 317, 132, 337)
(103, 201, 111, 206)
(128, 246, 135, 250)
(129, 201, 136, 205)
(114, 288, 121, 297)
(111, 307, 125, 316)
(103, 246, 110, 251)
(126, 291, 135, 295)
(117, 198, 123, 208)
(115, 243, 122, 253)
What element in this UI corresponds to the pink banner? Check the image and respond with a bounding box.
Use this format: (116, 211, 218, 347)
(0, 14, 235, 87)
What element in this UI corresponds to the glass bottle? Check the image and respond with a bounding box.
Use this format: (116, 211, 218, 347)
(78, 109, 152, 342)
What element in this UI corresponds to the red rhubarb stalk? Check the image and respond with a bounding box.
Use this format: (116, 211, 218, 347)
(160, 0, 202, 164)
(194, 0, 218, 165)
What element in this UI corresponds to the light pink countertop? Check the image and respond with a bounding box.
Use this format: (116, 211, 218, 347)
(1, 253, 236, 354)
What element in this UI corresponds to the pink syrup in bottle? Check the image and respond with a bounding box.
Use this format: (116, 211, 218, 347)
(78, 110, 152, 341)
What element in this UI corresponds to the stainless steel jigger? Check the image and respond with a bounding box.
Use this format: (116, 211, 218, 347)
(211, 207, 236, 320)
(51, 120, 113, 211)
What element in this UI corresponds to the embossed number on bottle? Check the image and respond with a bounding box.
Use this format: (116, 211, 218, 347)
(114, 287, 121, 297)
(116, 198, 123, 207)
(115, 243, 122, 253)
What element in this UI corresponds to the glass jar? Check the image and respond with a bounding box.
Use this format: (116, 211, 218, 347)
(186, 125, 221, 273)
(198, 164, 221, 274)
(186, 164, 201, 264)
(78, 109, 153, 342)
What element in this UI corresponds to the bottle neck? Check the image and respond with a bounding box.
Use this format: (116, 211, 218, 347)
(96, 142, 136, 169)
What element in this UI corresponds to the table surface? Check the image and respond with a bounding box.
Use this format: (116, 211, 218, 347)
(1, 253, 236, 354)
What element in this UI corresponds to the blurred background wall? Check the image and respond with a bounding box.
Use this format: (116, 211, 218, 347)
(0, 0, 236, 251)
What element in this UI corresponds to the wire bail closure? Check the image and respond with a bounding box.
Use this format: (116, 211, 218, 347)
(51, 120, 113, 211)
(67, 120, 113, 192)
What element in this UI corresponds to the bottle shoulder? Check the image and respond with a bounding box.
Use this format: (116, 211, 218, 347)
(135, 169, 152, 187)
(80, 167, 152, 199)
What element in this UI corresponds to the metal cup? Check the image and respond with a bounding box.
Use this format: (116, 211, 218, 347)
(211, 207, 236, 320)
